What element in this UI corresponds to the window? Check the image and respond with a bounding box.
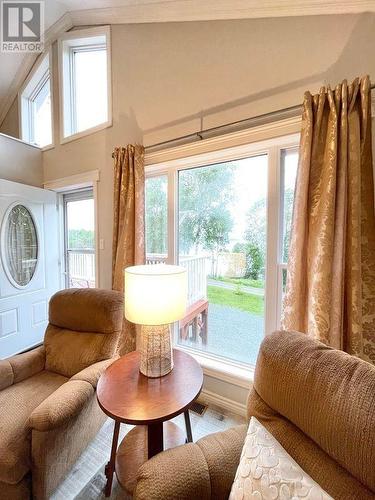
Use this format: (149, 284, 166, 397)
(59, 27, 111, 141)
(145, 133, 299, 370)
(63, 189, 95, 288)
(177, 157, 267, 365)
(3, 204, 38, 287)
(19, 52, 53, 148)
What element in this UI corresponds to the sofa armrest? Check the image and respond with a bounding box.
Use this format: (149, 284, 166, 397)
(71, 358, 115, 388)
(29, 379, 94, 431)
(0, 345, 46, 391)
(0, 359, 13, 390)
(135, 443, 211, 500)
(134, 424, 247, 500)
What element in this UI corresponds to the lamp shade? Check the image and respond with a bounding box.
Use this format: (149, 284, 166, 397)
(124, 264, 187, 325)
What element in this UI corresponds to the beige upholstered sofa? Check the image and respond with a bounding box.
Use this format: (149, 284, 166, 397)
(0, 288, 123, 500)
(135, 331, 375, 500)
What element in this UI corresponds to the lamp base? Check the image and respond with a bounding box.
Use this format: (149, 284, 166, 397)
(140, 324, 173, 377)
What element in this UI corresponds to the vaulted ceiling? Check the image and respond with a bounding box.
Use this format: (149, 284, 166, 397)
(1, 0, 375, 126)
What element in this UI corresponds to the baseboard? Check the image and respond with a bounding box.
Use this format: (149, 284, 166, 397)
(198, 389, 247, 417)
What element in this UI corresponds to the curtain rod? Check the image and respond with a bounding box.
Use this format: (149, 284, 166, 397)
(112, 85, 375, 156)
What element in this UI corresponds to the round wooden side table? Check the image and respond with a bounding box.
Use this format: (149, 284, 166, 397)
(97, 349, 203, 497)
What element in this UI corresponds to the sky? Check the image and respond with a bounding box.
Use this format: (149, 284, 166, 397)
(67, 199, 94, 231)
(230, 154, 268, 242)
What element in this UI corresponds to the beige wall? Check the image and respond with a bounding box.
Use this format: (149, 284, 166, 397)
(3, 13, 375, 287)
(44, 14, 375, 289)
(1, 13, 375, 408)
(0, 98, 19, 138)
(0, 133, 43, 187)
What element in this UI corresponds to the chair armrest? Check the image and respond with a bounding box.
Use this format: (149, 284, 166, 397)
(29, 379, 94, 431)
(71, 358, 116, 388)
(134, 424, 247, 500)
(0, 346, 46, 391)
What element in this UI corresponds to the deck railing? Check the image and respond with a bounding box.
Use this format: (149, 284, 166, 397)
(146, 254, 207, 306)
(67, 249, 95, 288)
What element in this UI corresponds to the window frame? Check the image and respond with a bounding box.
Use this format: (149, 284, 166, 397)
(63, 188, 95, 289)
(18, 49, 54, 150)
(144, 126, 300, 382)
(276, 147, 299, 323)
(58, 26, 112, 144)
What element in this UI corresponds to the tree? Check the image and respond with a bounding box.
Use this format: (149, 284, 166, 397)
(247, 245, 263, 280)
(241, 186, 295, 275)
(233, 242, 264, 280)
(244, 198, 267, 257)
(145, 177, 168, 254)
(282, 188, 294, 262)
(178, 164, 234, 274)
(68, 229, 94, 249)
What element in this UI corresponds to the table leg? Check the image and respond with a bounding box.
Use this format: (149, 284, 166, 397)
(148, 422, 164, 459)
(184, 410, 193, 442)
(104, 420, 120, 497)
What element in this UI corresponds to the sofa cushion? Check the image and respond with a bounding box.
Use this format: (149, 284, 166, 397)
(230, 417, 333, 500)
(0, 370, 67, 485)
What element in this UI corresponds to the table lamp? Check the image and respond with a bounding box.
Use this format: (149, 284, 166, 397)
(124, 264, 187, 378)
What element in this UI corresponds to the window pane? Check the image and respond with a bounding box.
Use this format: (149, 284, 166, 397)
(177, 156, 267, 366)
(74, 49, 107, 132)
(281, 149, 298, 263)
(5, 205, 38, 286)
(33, 77, 52, 147)
(65, 195, 95, 288)
(145, 175, 168, 262)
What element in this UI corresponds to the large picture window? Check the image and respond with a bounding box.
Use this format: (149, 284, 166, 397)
(145, 133, 299, 370)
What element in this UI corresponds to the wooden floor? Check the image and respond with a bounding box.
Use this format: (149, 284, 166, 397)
(51, 405, 245, 500)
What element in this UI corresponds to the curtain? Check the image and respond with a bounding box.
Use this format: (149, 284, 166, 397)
(282, 76, 375, 364)
(112, 144, 145, 354)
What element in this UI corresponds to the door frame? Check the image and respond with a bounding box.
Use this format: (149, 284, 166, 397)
(44, 169, 100, 287)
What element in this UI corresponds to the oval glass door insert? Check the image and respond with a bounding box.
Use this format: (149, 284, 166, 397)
(4, 204, 38, 286)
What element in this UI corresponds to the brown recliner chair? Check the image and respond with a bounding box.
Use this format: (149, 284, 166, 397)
(0, 288, 123, 500)
(134, 331, 375, 500)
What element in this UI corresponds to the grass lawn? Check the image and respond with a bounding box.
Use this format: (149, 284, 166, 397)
(211, 276, 264, 289)
(208, 285, 264, 315)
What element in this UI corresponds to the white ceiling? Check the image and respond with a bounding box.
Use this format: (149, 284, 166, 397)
(1, 0, 375, 126)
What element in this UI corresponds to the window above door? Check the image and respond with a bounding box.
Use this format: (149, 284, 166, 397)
(58, 26, 112, 143)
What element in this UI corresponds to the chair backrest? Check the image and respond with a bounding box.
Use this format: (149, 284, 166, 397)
(44, 288, 123, 377)
(252, 330, 375, 494)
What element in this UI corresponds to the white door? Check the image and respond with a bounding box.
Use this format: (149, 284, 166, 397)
(0, 179, 60, 358)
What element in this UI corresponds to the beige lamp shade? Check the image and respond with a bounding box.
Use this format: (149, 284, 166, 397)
(124, 264, 187, 326)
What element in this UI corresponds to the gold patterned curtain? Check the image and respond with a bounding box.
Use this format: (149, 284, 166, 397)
(282, 76, 375, 364)
(112, 145, 145, 354)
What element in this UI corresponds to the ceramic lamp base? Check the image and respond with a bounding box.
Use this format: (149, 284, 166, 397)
(140, 324, 173, 377)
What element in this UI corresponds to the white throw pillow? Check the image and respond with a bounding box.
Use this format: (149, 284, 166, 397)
(229, 417, 333, 500)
